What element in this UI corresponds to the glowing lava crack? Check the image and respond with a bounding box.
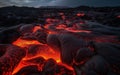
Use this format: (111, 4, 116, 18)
(12, 37, 74, 75)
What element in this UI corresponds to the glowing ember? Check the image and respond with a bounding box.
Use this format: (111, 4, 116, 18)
(59, 12, 64, 15)
(33, 26, 42, 33)
(58, 63, 74, 71)
(56, 24, 67, 29)
(44, 24, 53, 29)
(13, 38, 41, 48)
(76, 13, 85, 17)
(65, 28, 91, 33)
(46, 18, 52, 23)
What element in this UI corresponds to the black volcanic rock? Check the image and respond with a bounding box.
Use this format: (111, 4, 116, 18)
(0, 44, 26, 75)
(0, 25, 21, 44)
(0, 6, 120, 27)
(94, 43, 120, 71)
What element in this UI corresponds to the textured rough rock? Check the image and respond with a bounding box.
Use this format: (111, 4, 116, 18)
(19, 24, 34, 34)
(42, 59, 74, 75)
(0, 44, 26, 75)
(94, 43, 120, 74)
(14, 65, 40, 75)
(0, 26, 21, 44)
(34, 29, 47, 44)
(75, 48, 94, 63)
(82, 55, 109, 75)
(21, 33, 36, 40)
(27, 44, 49, 57)
(42, 59, 57, 74)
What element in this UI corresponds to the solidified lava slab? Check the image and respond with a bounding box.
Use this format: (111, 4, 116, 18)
(0, 26, 21, 44)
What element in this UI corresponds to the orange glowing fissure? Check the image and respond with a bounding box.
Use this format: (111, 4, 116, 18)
(12, 37, 62, 74)
(12, 37, 74, 74)
(33, 25, 42, 33)
(76, 13, 85, 17)
(12, 26, 75, 74)
(13, 38, 41, 47)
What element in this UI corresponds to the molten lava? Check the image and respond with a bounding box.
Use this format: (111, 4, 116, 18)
(13, 38, 41, 48)
(56, 24, 67, 29)
(33, 26, 42, 33)
(12, 37, 64, 74)
(12, 25, 86, 75)
(76, 13, 85, 17)
(65, 28, 91, 33)
(59, 12, 64, 15)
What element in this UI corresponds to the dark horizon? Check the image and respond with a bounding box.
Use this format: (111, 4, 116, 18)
(0, 0, 120, 8)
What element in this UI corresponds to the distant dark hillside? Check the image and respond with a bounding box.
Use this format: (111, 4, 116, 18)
(75, 6, 120, 12)
(0, 6, 120, 27)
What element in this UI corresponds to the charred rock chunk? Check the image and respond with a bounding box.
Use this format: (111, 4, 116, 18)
(82, 55, 109, 75)
(42, 59, 74, 75)
(42, 59, 57, 75)
(0, 44, 26, 75)
(19, 24, 34, 34)
(21, 33, 36, 40)
(25, 57, 46, 65)
(0, 26, 21, 44)
(94, 43, 120, 74)
(14, 65, 41, 75)
(27, 45, 49, 57)
(35, 29, 47, 44)
(75, 48, 94, 63)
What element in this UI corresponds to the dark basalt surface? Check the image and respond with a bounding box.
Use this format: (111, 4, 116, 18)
(0, 6, 120, 27)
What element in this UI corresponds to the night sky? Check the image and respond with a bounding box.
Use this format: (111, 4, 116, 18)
(0, 0, 120, 7)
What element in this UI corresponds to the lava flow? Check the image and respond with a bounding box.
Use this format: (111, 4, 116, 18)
(12, 38, 41, 48)
(76, 13, 85, 17)
(12, 37, 63, 74)
(13, 23, 77, 74)
(11, 25, 75, 75)
(33, 25, 42, 33)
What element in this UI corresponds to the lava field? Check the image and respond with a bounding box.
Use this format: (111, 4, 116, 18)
(0, 7, 120, 75)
